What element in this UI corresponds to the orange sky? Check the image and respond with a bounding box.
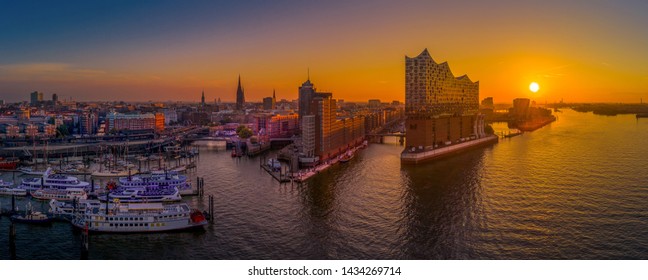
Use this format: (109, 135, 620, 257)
(1, 1, 647, 103)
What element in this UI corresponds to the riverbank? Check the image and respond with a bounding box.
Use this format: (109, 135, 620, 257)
(289, 142, 367, 182)
(517, 116, 557, 131)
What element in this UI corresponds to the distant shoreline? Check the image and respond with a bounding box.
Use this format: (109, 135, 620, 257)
(488, 103, 648, 116)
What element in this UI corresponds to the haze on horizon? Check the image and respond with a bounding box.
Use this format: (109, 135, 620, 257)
(1, 0, 647, 104)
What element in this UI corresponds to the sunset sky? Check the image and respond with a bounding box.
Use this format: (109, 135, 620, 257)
(1, 0, 647, 103)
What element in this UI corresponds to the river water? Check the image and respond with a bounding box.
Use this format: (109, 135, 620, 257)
(1, 109, 647, 259)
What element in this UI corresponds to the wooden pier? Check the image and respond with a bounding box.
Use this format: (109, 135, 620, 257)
(261, 164, 291, 183)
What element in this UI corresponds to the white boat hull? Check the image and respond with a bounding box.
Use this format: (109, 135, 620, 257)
(72, 202, 207, 233)
(0, 187, 28, 196)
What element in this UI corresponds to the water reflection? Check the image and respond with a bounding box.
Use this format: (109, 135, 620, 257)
(2, 110, 648, 259)
(298, 172, 339, 259)
(399, 148, 489, 259)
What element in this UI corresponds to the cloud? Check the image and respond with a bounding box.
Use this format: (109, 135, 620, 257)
(535, 64, 570, 79)
(0, 63, 107, 82)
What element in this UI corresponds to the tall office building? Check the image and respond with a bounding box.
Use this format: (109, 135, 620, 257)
(262, 97, 273, 110)
(512, 98, 531, 121)
(298, 78, 365, 163)
(298, 77, 331, 124)
(52, 93, 58, 104)
(262, 89, 277, 110)
(80, 112, 98, 135)
(30, 91, 43, 106)
(236, 75, 245, 111)
(301, 115, 316, 158)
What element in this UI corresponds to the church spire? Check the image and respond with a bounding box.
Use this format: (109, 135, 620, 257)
(236, 75, 245, 111)
(201, 88, 205, 106)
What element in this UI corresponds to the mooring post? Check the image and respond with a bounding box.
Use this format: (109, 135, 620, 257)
(80, 223, 89, 260)
(9, 222, 16, 259)
(208, 195, 214, 224)
(11, 194, 16, 214)
(199, 177, 204, 197)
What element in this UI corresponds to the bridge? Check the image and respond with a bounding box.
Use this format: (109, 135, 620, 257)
(366, 132, 405, 144)
(366, 117, 406, 144)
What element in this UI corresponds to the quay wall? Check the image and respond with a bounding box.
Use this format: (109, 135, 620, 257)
(401, 135, 498, 164)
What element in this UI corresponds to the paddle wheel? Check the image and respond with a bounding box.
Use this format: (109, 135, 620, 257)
(190, 210, 206, 223)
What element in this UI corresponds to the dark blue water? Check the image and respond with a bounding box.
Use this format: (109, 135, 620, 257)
(1, 109, 647, 259)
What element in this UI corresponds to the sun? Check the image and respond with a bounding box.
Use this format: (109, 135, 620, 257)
(529, 82, 540, 93)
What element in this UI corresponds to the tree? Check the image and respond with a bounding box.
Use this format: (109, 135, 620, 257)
(220, 117, 233, 125)
(237, 126, 253, 139)
(235, 125, 245, 134)
(56, 125, 70, 138)
(484, 124, 494, 135)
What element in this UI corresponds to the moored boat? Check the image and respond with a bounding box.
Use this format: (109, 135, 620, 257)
(19, 168, 92, 191)
(92, 169, 137, 178)
(0, 179, 28, 196)
(11, 203, 53, 224)
(170, 165, 187, 173)
(339, 150, 354, 163)
(99, 186, 181, 203)
(267, 158, 281, 171)
(18, 167, 46, 176)
(118, 171, 193, 195)
(71, 201, 207, 233)
(31, 188, 88, 201)
(164, 145, 182, 153)
(0, 157, 19, 170)
(49, 199, 97, 220)
(11, 211, 53, 224)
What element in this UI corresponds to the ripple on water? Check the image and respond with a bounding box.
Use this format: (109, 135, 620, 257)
(1, 110, 647, 259)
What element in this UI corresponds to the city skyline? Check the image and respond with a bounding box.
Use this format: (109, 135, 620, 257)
(2, 1, 648, 103)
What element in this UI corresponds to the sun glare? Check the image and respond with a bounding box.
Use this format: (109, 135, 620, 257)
(529, 82, 540, 93)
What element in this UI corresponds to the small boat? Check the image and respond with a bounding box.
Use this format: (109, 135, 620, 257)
(31, 188, 88, 201)
(164, 145, 182, 153)
(11, 211, 53, 224)
(0, 157, 19, 170)
(339, 150, 354, 163)
(92, 169, 137, 178)
(267, 158, 281, 171)
(49, 199, 96, 221)
(0, 179, 28, 196)
(148, 155, 161, 161)
(11, 203, 53, 224)
(135, 155, 148, 162)
(18, 167, 46, 176)
(98, 186, 181, 203)
(170, 165, 187, 173)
